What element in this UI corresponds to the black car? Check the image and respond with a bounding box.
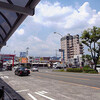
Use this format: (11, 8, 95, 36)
(15, 67, 30, 76)
(6, 65, 12, 71)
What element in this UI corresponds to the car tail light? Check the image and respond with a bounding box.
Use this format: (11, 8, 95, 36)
(20, 71, 22, 74)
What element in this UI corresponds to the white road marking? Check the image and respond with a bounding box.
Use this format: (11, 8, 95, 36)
(28, 93, 37, 100)
(1, 76, 4, 79)
(4, 76, 9, 78)
(60, 94, 73, 100)
(0, 76, 9, 79)
(37, 91, 48, 94)
(35, 91, 55, 100)
(16, 89, 29, 93)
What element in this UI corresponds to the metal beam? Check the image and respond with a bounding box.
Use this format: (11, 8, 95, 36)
(0, 25, 7, 35)
(30, 0, 40, 9)
(0, 12, 12, 28)
(7, 0, 13, 4)
(0, 34, 4, 41)
(0, 1, 34, 16)
(0, 42, 6, 46)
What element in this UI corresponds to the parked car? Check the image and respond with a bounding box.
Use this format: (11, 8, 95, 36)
(31, 66, 39, 72)
(53, 62, 66, 69)
(6, 65, 12, 71)
(15, 67, 30, 76)
(14, 65, 19, 70)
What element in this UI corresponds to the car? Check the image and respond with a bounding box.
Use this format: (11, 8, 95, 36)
(31, 66, 39, 72)
(14, 65, 19, 70)
(15, 67, 30, 76)
(6, 65, 12, 71)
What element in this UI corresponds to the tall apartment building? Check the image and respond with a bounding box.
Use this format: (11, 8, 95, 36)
(61, 34, 83, 66)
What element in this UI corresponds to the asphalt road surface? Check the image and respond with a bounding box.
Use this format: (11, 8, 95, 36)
(0, 68, 100, 100)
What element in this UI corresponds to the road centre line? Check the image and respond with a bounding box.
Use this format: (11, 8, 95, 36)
(35, 91, 55, 100)
(37, 72, 90, 81)
(59, 80, 100, 90)
(33, 74, 100, 90)
(28, 93, 37, 100)
(16, 89, 29, 93)
(40, 71, 100, 78)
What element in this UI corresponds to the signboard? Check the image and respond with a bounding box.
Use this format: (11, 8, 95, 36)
(59, 49, 64, 52)
(21, 58, 28, 63)
(20, 52, 27, 57)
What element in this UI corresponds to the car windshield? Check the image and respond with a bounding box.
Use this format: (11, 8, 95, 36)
(32, 66, 38, 68)
(19, 67, 28, 70)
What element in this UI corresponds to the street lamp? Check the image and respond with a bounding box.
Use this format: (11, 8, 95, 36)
(54, 32, 65, 62)
(54, 32, 63, 37)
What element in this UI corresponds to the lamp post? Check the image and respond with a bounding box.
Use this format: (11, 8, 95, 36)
(26, 47, 29, 57)
(54, 32, 63, 37)
(54, 32, 64, 62)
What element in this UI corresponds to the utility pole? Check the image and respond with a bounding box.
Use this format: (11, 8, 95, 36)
(56, 49, 57, 59)
(26, 47, 29, 57)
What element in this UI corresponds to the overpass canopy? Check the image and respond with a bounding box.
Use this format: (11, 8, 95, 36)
(0, 0, 40, 49)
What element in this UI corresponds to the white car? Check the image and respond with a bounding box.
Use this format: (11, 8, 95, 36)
(31, 67, 39, 72)
(14, 65, 19, 70)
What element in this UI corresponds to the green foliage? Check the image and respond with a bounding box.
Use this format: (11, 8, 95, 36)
(66, 65, 98, 74)
(53, 69, 65, 72)
(82, 65, 97, 73)
(81, 26, 100, 71)
(83, 67, 94, 73)
(88, 70, 98, 74)
(67, 68, 83, 72)
(83, 65, 90, 68)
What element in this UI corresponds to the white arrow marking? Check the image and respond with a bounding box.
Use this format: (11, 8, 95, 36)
(35, 91, 55, 100)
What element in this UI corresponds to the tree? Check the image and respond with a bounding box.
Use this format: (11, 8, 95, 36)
(82, 54, 92, 66)
(81, 26, 100, 71)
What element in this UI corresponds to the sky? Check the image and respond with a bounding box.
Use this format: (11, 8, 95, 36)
(1, 0, 100, 57)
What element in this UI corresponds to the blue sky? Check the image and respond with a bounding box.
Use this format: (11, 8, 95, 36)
(1, 0, 100, 57)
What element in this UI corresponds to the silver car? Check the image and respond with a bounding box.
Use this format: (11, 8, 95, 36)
(31, 66, 39, 72)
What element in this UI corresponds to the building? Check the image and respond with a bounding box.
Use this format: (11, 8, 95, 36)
(61, 34, 84, 67)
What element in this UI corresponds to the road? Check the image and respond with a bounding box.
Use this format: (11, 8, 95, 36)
(0, 68, 100, 100)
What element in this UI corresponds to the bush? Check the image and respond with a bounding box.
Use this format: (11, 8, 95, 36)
(83, 67, 94, 73)
(84, 65, 90, 68)
(53, 69, 65, 72)
(67, 68, 83, 72)
(88, 71, 98, 74)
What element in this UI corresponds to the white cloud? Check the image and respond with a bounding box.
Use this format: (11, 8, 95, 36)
(33, 1, 100, 31)
(16, 28, 24, 35)
(1, 1, 100, 56)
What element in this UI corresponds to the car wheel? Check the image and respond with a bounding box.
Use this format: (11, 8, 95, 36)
(18, 72, 20, 76)
(26, 74, 28, 76)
